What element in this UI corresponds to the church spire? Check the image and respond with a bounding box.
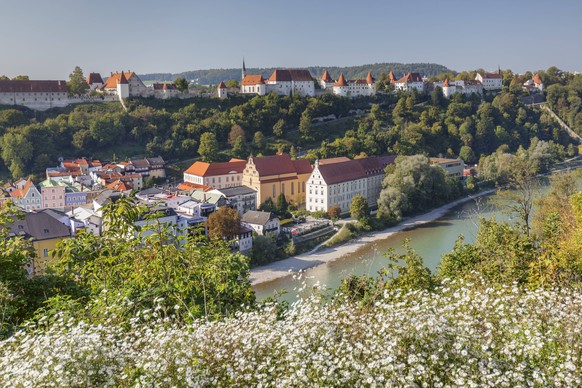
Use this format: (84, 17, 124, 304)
(242, 57, 246, 80)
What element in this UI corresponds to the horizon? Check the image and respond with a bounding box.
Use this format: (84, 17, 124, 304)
(1, 0, 580, 79)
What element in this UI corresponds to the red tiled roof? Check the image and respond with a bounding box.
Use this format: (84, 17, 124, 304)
(321, 70, 333, 82)
(267, 69, 313, 82)
(533, 73, 543, 84)
(106, 180, 132, 192)
(153, 83, 177, 90)
(103, 71, 137, 89)
(176, 181, 213, 192)
(184, 159, 246, 177)
(318, 157, 350, 165)
(87, 73, 104, 85)
(480, 72, 502, 79)
(251, 154, 304, 176)
(217, 81, 227, 89)
(334, 73, 347, 87)
(292, 159, 313, 175)
(395, 73, 423, 84)
(388, 71, 396, 82)
(316, 156, 396, 185)
(9, 178, 35, 199)
(242, 75, 265, 85)
(443, 78, 450, 87)
(0, 80, 68, 93)
(366, 71, 375, 84)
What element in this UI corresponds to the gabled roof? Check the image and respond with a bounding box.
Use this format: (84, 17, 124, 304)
(241, 210, 277, 226)
(214, 185, 256, 197)
(87, 73, 104, 85)
(176, 181, 213, 192)
(184, 159, 246, 177)
(118, 71, 128, 85)
(250, 154, 311, 177)
(105, 180, 132, 192)
(9, 178, 37, 199)
(267, 69, 313, 82)
(321, 70, 333, 82)
(6, 212, 70, 241)
(533, 73, 543, 84)
(0, 80, 68, 93)
(217, 81, 227, 89)
(242, 75, 265, 85)
(315, 156, 396, 185)
(334, 73, 347, 87)
(395, 73, 423, 84)
(103, 71, 137, 89)
(479, 72, 502, 79)
(388, 71, 396, 82)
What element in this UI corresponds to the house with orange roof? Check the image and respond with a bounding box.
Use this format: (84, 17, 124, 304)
(241, 153, 312, 205)
(152, 83, 180, 99)
(101, 71, 151, 97)
(217, 81, 228, 99)
(240, 61, 315, 97)
(241, 74, 266, 95)
(183, 158, 247, 190)
(523, 73, 544, 93)
(394, 72, 425, 92)
(8, 178, 42, 212)
(475, 71, 503, 90)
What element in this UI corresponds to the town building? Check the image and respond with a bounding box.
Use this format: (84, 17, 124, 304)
(523, 73, 544, 93)
(475, 72, 503, 90)
(241, 210, 280, 236)
(39, 179, 66, 209)
(8, 178, 42, 212)
(212, 185, 257, 216)
(101, 71, 150, 97)
(306, 156, 396, 213)
(430, 157, 465, 178)
(393, 73, 425, 92)
(217, 81, 228, 99)
(320, 70, 334, 89)
(3, 212, 71, 275)
(182, 159, 247, 191)
(236, 226, 253, 253)
(86, 73, 104, 90)
(128, 157, 166, 179)
(241, 153, 312, 206)
(330, 72, 376, 98)
(0, 80, 69, 110)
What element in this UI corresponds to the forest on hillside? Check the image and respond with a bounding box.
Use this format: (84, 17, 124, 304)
(139, 62, 454, 84)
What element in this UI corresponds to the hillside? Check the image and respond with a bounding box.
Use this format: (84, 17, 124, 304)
(139, 63, 455, 85)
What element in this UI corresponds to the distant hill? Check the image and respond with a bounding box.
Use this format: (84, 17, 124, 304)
(139, 63, 455, 85)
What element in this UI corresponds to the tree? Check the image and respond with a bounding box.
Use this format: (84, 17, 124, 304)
(0, 132, 33, 178)
(231, 137, 247, 159)
(174, 77, 189, 93)
(350, 195, 369, 222)
(225, 80, 240, 89)
(206, 206, 241, 240)
(327, 205, 342, 222)
(198, 132, 219, 162)
(228, 125, 245, 147)
(253, 131, 265, 150)
(251, 235, 277, 265)
(299, 111, 311, 139)
(459, 145, 476, 164)
(12, 75, 29, 80)
(273, 118, 285, 137)
(67, 66, 89, 96)
(431, 86, 446, 108)
(276, 193, 288, 214)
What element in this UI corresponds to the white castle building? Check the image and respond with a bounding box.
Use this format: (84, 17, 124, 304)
(0, 80, 70, 110)
(240, 60, 315, 97)
(436, 78, 484, 98)
(475, 71, 503, 90)
(393, 73, 425, 92)
(320, 71, 376, 98)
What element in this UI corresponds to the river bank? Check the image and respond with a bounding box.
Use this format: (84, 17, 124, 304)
(250, 189, 496, 286)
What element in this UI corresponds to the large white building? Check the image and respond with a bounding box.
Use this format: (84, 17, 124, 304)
(393, 73, 425, 92)
(475, 72, 503, 90)
(241, 68, 315, 97)
(0, 80, 70, 110)
(438, 79, 484, 98)
(306, 156, 396, 213)
(326, 71, 376, 98)
(101, 71, 151, 97)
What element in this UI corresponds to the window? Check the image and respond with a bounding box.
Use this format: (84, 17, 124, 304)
(43, 249, 49, 257)
(272, 184, 276, 198)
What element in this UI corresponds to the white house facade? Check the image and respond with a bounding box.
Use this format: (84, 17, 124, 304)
(241, 69, 315, 97)
(0, 80, 70, 110)
(331, 72, 376, 98)
(475, 72, 503, 90)
(393, 73, 425, 92)
(241, 210, 280, 236)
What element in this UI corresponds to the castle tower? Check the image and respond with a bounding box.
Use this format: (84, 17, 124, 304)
(442, 78, 452, 98)
(217, 81, 228, 99)
(116, 71, 130, 100)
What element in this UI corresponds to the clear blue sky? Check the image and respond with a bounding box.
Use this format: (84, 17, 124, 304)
(1, 0, 580, 79)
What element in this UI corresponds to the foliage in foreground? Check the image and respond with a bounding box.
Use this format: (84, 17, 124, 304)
(0, 278, 580, 387)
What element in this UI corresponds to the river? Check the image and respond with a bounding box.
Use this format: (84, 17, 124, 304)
(253, 174, 576, 303)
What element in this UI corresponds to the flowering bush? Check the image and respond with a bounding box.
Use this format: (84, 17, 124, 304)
(1, 279, 580, 387)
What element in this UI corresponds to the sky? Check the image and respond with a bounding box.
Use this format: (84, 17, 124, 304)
(1, 0, 581, 79)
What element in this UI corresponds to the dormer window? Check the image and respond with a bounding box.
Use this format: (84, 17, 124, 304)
(44, 229, 49, 234)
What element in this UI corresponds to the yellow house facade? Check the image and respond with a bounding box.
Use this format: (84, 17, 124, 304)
(241, 154, 312, 206)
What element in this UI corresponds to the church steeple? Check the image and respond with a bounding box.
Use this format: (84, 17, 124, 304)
(242, 57, 247, 80)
